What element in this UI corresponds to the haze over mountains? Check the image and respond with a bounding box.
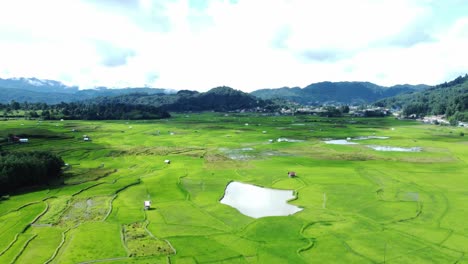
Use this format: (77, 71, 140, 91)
(0, 76, 428, 105)
(0, 77, 173, 104)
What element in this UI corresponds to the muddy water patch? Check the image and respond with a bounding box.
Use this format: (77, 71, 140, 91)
(323, 139, 358, 145)
(352, 136, 390, 140)
(219, 147, 254, 160)
(366, 145, 422, 152)
(220, 181, 302, 218)
(277, 138, 304, 142)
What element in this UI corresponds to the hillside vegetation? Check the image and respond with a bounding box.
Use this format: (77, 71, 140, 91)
(376, 75, 468, 122)
(251, 82, 428, 105)
(89, 86, 281, 112)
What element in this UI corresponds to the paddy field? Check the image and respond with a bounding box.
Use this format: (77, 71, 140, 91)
(0, 113, 467, 263)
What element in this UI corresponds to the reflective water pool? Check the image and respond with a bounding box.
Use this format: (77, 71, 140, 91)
(220, 181, 302, 218)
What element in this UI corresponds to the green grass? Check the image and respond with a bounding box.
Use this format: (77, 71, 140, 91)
(0, 114, 467, 263)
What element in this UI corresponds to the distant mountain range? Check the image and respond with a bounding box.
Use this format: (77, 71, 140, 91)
(1, 76, 466, 121)
(251, 82, 429, 105)
(0, 76, 433, 106)
(1, 77, 429, 105)
(0, 77, 173, 104)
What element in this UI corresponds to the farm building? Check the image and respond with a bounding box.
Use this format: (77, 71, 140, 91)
(83, 137, 90, 141)
(164, 160, 171, 164)
(19, 138, 29, 143)
(288, 171, 297, 178)
(144, 201, 151, 210)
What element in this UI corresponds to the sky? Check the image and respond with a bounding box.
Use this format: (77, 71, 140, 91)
(0, 0, 467, 91)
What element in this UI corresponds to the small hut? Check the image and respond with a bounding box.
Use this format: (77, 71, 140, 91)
(19, 138, 29, 143)
(144, 201, 151, 210)
(164, 159, 171, 164)
(288, 171, 297, 178)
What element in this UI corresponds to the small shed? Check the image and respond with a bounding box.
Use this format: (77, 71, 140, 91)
(288, 171, 297, 178)
(164, 159, 171, 164)
(83, 137, 90, 141)
(144, 200, 151, 210)
(19, 138, 29, 143)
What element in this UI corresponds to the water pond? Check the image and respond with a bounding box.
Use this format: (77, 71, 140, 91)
(220, 181, 302, 218)
(323, 139, 358, 145)
(366, 145, 422, 152)
(352, 136, 390, 140)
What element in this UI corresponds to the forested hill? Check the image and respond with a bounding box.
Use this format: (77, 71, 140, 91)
(375, 75, 468, 122)
(251, 82, 428, 105)
(0, 77, 172, 104)
(88, 86, 280, 112)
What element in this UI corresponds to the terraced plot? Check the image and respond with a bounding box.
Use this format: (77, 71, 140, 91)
(0, 113, 467, 263)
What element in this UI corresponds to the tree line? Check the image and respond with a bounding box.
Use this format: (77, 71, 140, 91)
(0, 151, 64, 195)
(0, 101, 171, 120)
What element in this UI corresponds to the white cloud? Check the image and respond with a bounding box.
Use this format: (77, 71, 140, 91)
(0, 0, 467, 91)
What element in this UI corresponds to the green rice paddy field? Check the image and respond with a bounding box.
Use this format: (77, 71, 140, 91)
(0, 113, 467, 263)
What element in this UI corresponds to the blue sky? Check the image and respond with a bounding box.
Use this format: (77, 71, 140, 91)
(0, 0, 467, 91)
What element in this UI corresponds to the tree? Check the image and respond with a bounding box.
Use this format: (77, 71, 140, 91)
(340, 105, 350, 114)
(10, 100, 20, 110)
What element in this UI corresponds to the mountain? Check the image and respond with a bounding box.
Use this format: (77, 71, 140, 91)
(251, 82, 429, 105)
(87, 86, 280, 112)
(375, 75, 468, 122)
(0, 77, 173, 104)
(0, 77, 79, 94)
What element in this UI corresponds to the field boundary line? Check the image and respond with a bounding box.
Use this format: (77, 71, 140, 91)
(143, 220, 177, 255)
(9, 234, 37, 264)
(119, 225, 130, 257)
(77, 257, 128, 264)
(340, 237, 377, 264)
(0, 201, 41, 217)
(454, 252, 465, 264)
(71, 182, 105, 197)
(66, 169, 118, 186)
(0, 234, 19, 257)
(44, 227, 74, 264)
(102, 194, 117, 221)
(200, 254, 244, 263)
(30, 201, 50, 227)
